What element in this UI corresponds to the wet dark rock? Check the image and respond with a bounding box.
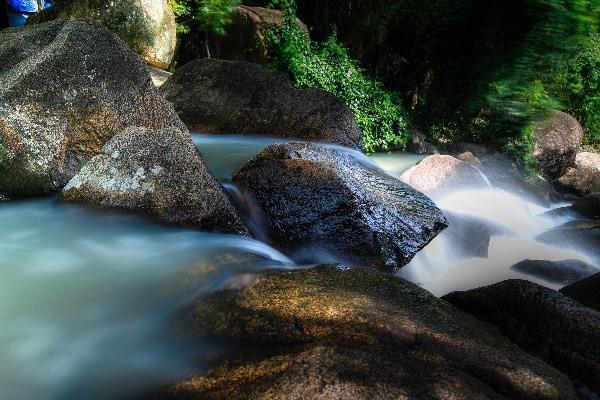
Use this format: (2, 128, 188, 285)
(536, 219, 600, 263)
(444, 211, 496, 258)
(571, 193, 600, 219)
(161, 59, 363, 150)
(233, 142, 447, 271)
(0, 20, 186, 197)
(444, 279, 600, 393)
(510, 259, 598, 286)
(31, 0, 177, 69)
(60, 127, 249, 235)
(560, 272, 600, 311)
(555, 152, 600, 197)
(400, 154, 489, 197)
(533, 111, 584, 179)
(208, 5, 308, 64)
(157, 266, 578, 400)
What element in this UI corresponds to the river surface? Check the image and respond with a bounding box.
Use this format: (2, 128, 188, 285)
(0, 133, 596, 399)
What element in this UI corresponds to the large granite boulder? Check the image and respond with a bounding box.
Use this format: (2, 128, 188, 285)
(161, 59, 363, 150)
(533, 111, 584, 179)
(536, 219, 600, 263)
(555, 152, 600, 196)
(233, 143, 447, 271)
(560, 272, 600, 311)
(60, 127, 249, 235)
(0, 20, 185, 197)
(400, 154, 489, 197)
(444, 279, 600, 393)
(208, 5, 308, 64)
(156, 266, 577, 400)
(32, 0, 177, 69)
(510, 259, 598, 286)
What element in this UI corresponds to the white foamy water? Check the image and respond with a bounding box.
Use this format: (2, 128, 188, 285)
(373, 153, 598, 296)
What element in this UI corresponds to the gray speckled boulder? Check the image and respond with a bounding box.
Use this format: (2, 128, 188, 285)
(155, 266, 577, 400)
(233, 142, 447, 271)
(60, 127, 249, 235)
(0, 20, 185, 197)
(31, 0, 177, 69)
(533, 111, 584, 179)
(444, 280, 600, 393)
(161, 59, 363, 150)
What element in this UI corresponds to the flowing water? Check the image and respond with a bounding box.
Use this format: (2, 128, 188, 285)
(0, 133, 596, 399)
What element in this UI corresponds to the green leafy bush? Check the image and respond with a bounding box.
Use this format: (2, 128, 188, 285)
(265, 1, 408, 152)
(557, 34, 600, 149)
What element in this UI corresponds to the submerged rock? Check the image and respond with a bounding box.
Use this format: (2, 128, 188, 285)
(571, 193, 600, 219)
(32, 0, 177, 69)
(556, 152, 600, 196)
(208, 5, 308, 64)
(0, 20, 185, 197)
(444, 279, 600, 393)
(161, 59, 363, 150)
(560, 272, 600, 311)
(536, 219, 600, 262)
(510, 259, 598, 286)
(400, 154, 489, 197)
(533, 111, 584, 179)
(157, 266, 577, 400)
(233, 143, 447, 271)
(60, 127, 249, 235)
(443, 211, 495, 258)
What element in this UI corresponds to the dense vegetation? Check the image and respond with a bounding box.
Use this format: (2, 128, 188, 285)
(169, 0, 599, 158)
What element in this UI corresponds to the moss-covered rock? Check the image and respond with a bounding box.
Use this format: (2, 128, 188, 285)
(156, 266, 578, 400)
(31, 0, 176, 69)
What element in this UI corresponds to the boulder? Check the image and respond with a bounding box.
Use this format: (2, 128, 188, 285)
(536, 219, 600, 263)
(533, 111, 584, 179)
(60, 127, 249, 235)
(148, 65, 172, 88)
(208, 5, 308, 64)
(560, 272, 600, 311)
(32, 0, 176, 69)
(510, 259, 598, 286)
(555, 152, 600, 196)
(0, 20, 185, 197)
(443, 211, 494, 258)
(161, 59, 363, 150)
(233, 142, 447, 271)
(571, 193, 600, 219)
(157, 266, 578, 400)
(444, 280, 600, 393)
(400, 154, 489, 197)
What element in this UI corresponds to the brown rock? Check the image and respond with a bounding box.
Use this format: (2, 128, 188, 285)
(157, 266, 577, 400)
(556, 152, 600, 196)
(161, 59, 363, 150)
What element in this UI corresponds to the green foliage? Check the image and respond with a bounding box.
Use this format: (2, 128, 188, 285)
(265, 1, 409, 152)
(168, 0, 239, 36)
(556, 33, 600, 148)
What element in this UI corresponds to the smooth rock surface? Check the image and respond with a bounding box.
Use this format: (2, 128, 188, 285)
(157, 266, 577, 400)
(556, 152, 600, 196)
(161, 59, 363, 149)
(536, 219, 600, 262)
(61, 127, 249, 235)
(533, 111, 584, 179)
(0, 20, 185, 197)
(400, 154, 489, 196)
(444, 279, 600, 393)
(233, 142, 447, 271)
(510, 259, 599, 285)
(208, 5, 308, 64)
(560, 272, 600, 311)
(32, 0, 177, 69)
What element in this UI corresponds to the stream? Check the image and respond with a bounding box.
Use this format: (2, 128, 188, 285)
(0, 133, 597, 399)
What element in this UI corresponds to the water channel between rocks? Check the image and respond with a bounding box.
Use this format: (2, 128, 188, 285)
(0, 133, 595, 399)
